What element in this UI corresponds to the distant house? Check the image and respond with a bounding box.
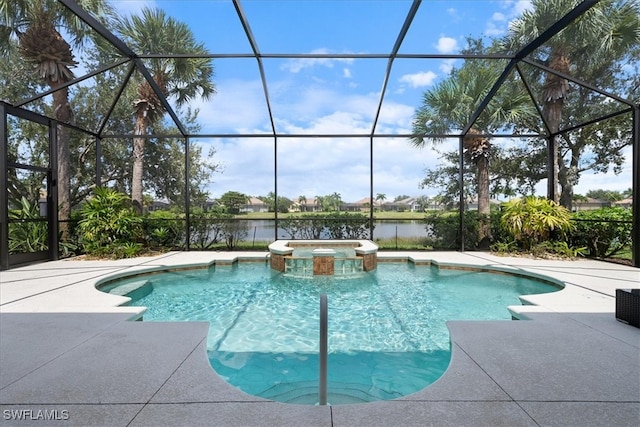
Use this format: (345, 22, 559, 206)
(291, 197, 322, 212)
(203, 198, 219, 211)
(381, 197, 420, 212)
(240, 197, 268, 213)
(613, 197, 632, 209)
(573, 198, 610, 211)
(148, 198, 170, 211)
(344, 197, 374, 212)
(466, 198, 502, 211)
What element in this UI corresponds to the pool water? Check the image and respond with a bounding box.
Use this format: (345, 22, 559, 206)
(292, 247, 356, 258)
(102, 262, 560, 404)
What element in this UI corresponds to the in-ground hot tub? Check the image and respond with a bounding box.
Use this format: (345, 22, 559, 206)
(268, 240, 378, 276)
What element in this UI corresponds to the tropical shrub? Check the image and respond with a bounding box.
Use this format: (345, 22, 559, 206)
(490, 240, 519, 254)
(324, 212, 371, 239)
(189, 208, 232, 249)
(145, 210, 185, 249)
(8, 197, 48, 253)
(112, 242, 144, 259)
(570, 207, 632, 258)
(9, 197, 77, 257)
(280, 215, 325, 239)
(530, 240, 587, 258)
(222, 219, 249, 250)
(500, 197, 572, 251)
(280, 212, 371, 239)
(77, 188, 143, 258)
(424, 210, 503, 250)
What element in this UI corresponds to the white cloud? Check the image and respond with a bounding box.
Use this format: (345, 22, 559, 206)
(485, 21, 504, 37)
(377, 102, 415, 132)
(280, 48, 355, 73)
(574, 147, 633, 195)
(445, 7, 461, 23)
(492, 12, 507, 21)
(435, 36, 458, 54)
(111, 0, 157, 17)
(439, 58, 457, 74)
(484, 10, 511, 37)
(343, 68, 352, 78)
(502, 0, 534, 34)
(191, 78, 272, 133)
(511, 0, 534, 15)
(194, 83, 428, 201)
(399, 71, 438, 88)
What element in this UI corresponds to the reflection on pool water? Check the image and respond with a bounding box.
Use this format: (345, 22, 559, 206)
(100, 262, 560, 405)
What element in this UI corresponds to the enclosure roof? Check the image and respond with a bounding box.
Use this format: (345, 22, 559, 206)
(8, 0, 638, 140)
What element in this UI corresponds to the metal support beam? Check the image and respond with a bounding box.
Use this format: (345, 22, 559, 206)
(547, 136, 557, 203)
(370, 0, 421, 136)
(318, 294, 328, 406)
(185, 136, 191, 251)
(232, 0, 280, 239)
(515, 64, 551, 136)
(0, 102, 8, 270)
(633, 105, 640, 268)
(58, 0, 188, 137)
(458, 136, 465, 252)
(97, 62, 137, 136)
(95, 137, 102, 186)
(274, 136, 278, 240)
(522, 58, 634, 107)
(49, 121, 59, 262)
(463, 0, 599, 135)
(369, 136, 374, 240)
(233, 0, 277, 137)
(15, 58, 129, 111)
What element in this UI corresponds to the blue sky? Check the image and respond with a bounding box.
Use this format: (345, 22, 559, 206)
(107, 0, 632, 202)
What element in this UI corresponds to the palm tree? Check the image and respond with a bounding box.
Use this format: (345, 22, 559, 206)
(1, 0, 111, 237)
(329, 192, 343, 212)
(411, 40, 536, 247)
(298, 195, 307, 212)
(113, 7, 215, 212)
(506, 0, 640, 206)
(375, 193, 386, 210)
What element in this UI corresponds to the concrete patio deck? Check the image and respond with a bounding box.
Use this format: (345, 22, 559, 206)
(1, 251, 638, 426)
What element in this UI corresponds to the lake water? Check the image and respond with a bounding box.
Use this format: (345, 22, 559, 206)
(244, 219, 428, 242)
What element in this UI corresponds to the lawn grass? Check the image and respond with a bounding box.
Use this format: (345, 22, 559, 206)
(607, 247, 632, 264)
(375, 236, 432, 250)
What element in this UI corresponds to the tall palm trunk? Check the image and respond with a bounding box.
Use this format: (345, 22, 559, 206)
(131, 113, 148, 214)
(476, 155, 491, 249)
(542, 51, 570, 205)
(559, 148, 580, 209)
(51, 88, 72, 238)
(19, 12, 77, 240)
(131, 77, 166, 214)
(464, 130, 492, 248)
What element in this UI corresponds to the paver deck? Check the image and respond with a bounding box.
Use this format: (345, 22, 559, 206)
(1, 251, 638, 426)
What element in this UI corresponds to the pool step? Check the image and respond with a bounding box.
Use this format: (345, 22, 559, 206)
(258, 380, 399, 404)
(108, 280, 153, 300)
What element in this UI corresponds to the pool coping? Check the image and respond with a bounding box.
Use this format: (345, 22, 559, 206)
(268, 239, 379, 255)
(1, 251, 638, 426)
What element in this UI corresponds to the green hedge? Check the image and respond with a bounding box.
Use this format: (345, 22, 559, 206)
(570, 207, 632, 258)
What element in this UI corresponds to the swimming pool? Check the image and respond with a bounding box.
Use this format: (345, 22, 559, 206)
(100, 262, 561, 404)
